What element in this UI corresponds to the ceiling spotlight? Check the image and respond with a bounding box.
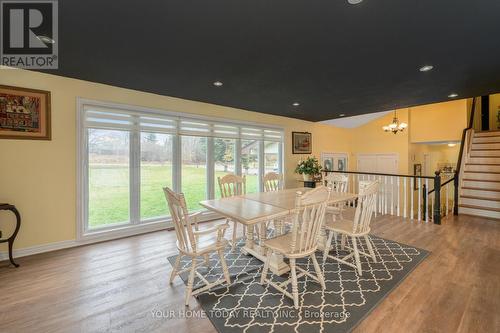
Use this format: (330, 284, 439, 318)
(448, 93, 458, 98)
(37, 35, 55, 44)
(347, 0, 363, 4)
(339, 114, 345, 117)
(419, 65, 434, 72)
(292, 102, 300, 107)
(448, 143, 457, 147)
(213, 81, 223, 87)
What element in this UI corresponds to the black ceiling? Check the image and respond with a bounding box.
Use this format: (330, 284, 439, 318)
(41, 0, 500, 121)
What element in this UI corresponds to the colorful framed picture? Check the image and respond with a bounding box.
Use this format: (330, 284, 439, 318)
(0, 85, 51, 140)
(292, 132, 312, 154)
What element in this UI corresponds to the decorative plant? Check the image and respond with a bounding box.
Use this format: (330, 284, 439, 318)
(295, 156, 322, 177)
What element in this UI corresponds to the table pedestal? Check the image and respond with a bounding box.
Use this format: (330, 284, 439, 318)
(240, 222, 290, 275)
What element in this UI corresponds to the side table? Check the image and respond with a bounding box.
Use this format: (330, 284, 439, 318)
(0, 204, 21, 267)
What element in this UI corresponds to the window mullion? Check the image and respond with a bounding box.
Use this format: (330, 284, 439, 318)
(130, 119, 140, 224)
(207, 137, 215, 199)
(173, 134, 181, 192)
(259, 140, 265, 192)
(235, 138, 242, 176)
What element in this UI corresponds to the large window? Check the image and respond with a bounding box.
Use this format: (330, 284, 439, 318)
(88, 129, 130, 228)
(214, 138, 236, 198)
(79, 100, 284, 236)
(140, 132, 173, 220)
(181, 136, 207, 211)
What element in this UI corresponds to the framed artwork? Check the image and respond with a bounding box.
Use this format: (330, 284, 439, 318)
(321, 152, 348, 172)
(0, 85, 51, 140)
(413, 163, 422, 189)
(292, 132, 312, 154)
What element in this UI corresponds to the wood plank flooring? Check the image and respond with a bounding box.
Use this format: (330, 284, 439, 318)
(0, 213, 499, 333)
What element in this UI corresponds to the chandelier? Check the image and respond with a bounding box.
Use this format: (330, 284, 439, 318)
(383, 111, 408, 134)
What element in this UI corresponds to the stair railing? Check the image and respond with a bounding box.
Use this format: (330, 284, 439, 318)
(454, 97, 477, 215)
(323, 170, 442, 224)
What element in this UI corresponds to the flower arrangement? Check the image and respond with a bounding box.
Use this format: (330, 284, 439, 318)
(295, 156, 322, 181)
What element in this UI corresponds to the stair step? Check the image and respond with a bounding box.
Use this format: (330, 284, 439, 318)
(463, 171, 500, 181)
(469, 150, 500, 157)
(460, 197, 500, 209)
(465, 164, 500, 172)
(468, 157, 500, 164)
(473, 136, 500, 143)
(471, 143, 500, 150)
(474, 130, 500, 137)
(459, 205, 500, 219)
(461, 187, 500, 198)
(463, 179, 500, 190)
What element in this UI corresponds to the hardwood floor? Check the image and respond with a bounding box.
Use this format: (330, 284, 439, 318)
(0, 214, 499, 333)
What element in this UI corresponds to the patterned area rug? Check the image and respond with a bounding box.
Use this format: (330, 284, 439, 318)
(167, 235, 429, 333)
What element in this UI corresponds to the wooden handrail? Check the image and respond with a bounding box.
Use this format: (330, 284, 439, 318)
(323, 170, 435, 180)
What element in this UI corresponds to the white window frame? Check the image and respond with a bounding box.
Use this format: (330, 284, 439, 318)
(76, 98, 285, 241)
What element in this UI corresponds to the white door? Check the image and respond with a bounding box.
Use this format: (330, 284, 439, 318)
(357, 153, 399, 214)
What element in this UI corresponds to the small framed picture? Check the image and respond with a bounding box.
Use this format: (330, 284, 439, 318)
(292, 132, 312, 154)
(0, 85, 51, 140)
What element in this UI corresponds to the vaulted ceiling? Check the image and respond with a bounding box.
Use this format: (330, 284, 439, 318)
(42, 0, 500, 121)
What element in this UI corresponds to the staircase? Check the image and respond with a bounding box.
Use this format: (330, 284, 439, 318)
(459, 130, 500, 219)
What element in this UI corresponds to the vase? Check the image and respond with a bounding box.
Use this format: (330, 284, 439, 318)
(302, 174, 312, 181)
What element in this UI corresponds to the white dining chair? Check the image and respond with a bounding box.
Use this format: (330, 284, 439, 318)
(263, 172, 284, 192)
(324, 173, 349, 221)
(260, 186, 331, 309)
(164, 187, 231, 306)
(322, 180, 379, 276)
(217, 174, 246, 250)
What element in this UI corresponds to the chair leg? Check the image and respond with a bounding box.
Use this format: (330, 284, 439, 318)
(204, 253, 210, 267)
(311, 253, 326, 290)
(290, 258, 299, 309)
(323, 230, 334, 263)
(341, 234, 346, 250)
(260, 248, 271, 285)
(170, 254, 181, 284)
(218, 249, 231, 285)
(351, 237, 362, 276)
(364, 235, 377, 263)
(231, 221, 238, 250)
(185, 259, 197, 306)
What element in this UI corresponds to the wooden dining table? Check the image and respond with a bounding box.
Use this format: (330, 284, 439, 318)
(200, 187, 357, 275)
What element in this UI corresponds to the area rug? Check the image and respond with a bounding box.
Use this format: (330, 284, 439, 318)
(167, 235, 429, 333)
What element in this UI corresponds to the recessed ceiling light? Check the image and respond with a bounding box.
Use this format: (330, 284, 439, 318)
(419, 65, 434, 72)
(448, 93, 458, 98)
(347, 0, 363, 4)
(37, 35, 55, 44)
(292, 102, 300, 107)
(339, 114, 345, 117)
(213, 81, 223, 87)
(448, 143, 457, 147)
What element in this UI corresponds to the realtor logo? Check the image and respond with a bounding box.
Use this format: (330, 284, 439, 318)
(1, 0, 58, 69)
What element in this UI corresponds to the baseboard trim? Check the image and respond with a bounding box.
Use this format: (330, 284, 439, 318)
(0, 222, 171, 262)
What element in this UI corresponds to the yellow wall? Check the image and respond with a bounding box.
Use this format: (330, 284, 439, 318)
(410, 143, 460, 176)
(0, 69, 351, 251)
(410, 100, 468, 143)
(348, 110, 410, 174)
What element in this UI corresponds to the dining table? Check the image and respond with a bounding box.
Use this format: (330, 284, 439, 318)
(200, 187, 357, 275)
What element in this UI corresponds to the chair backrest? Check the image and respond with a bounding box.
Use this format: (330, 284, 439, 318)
(263, 172, 284, 192)
(288, 186, 331, 254)
(352, 180, 379, 234)
(324, 173, 349, 193)
(163, 187, 197, 253)
(218, 174, 246, 198)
